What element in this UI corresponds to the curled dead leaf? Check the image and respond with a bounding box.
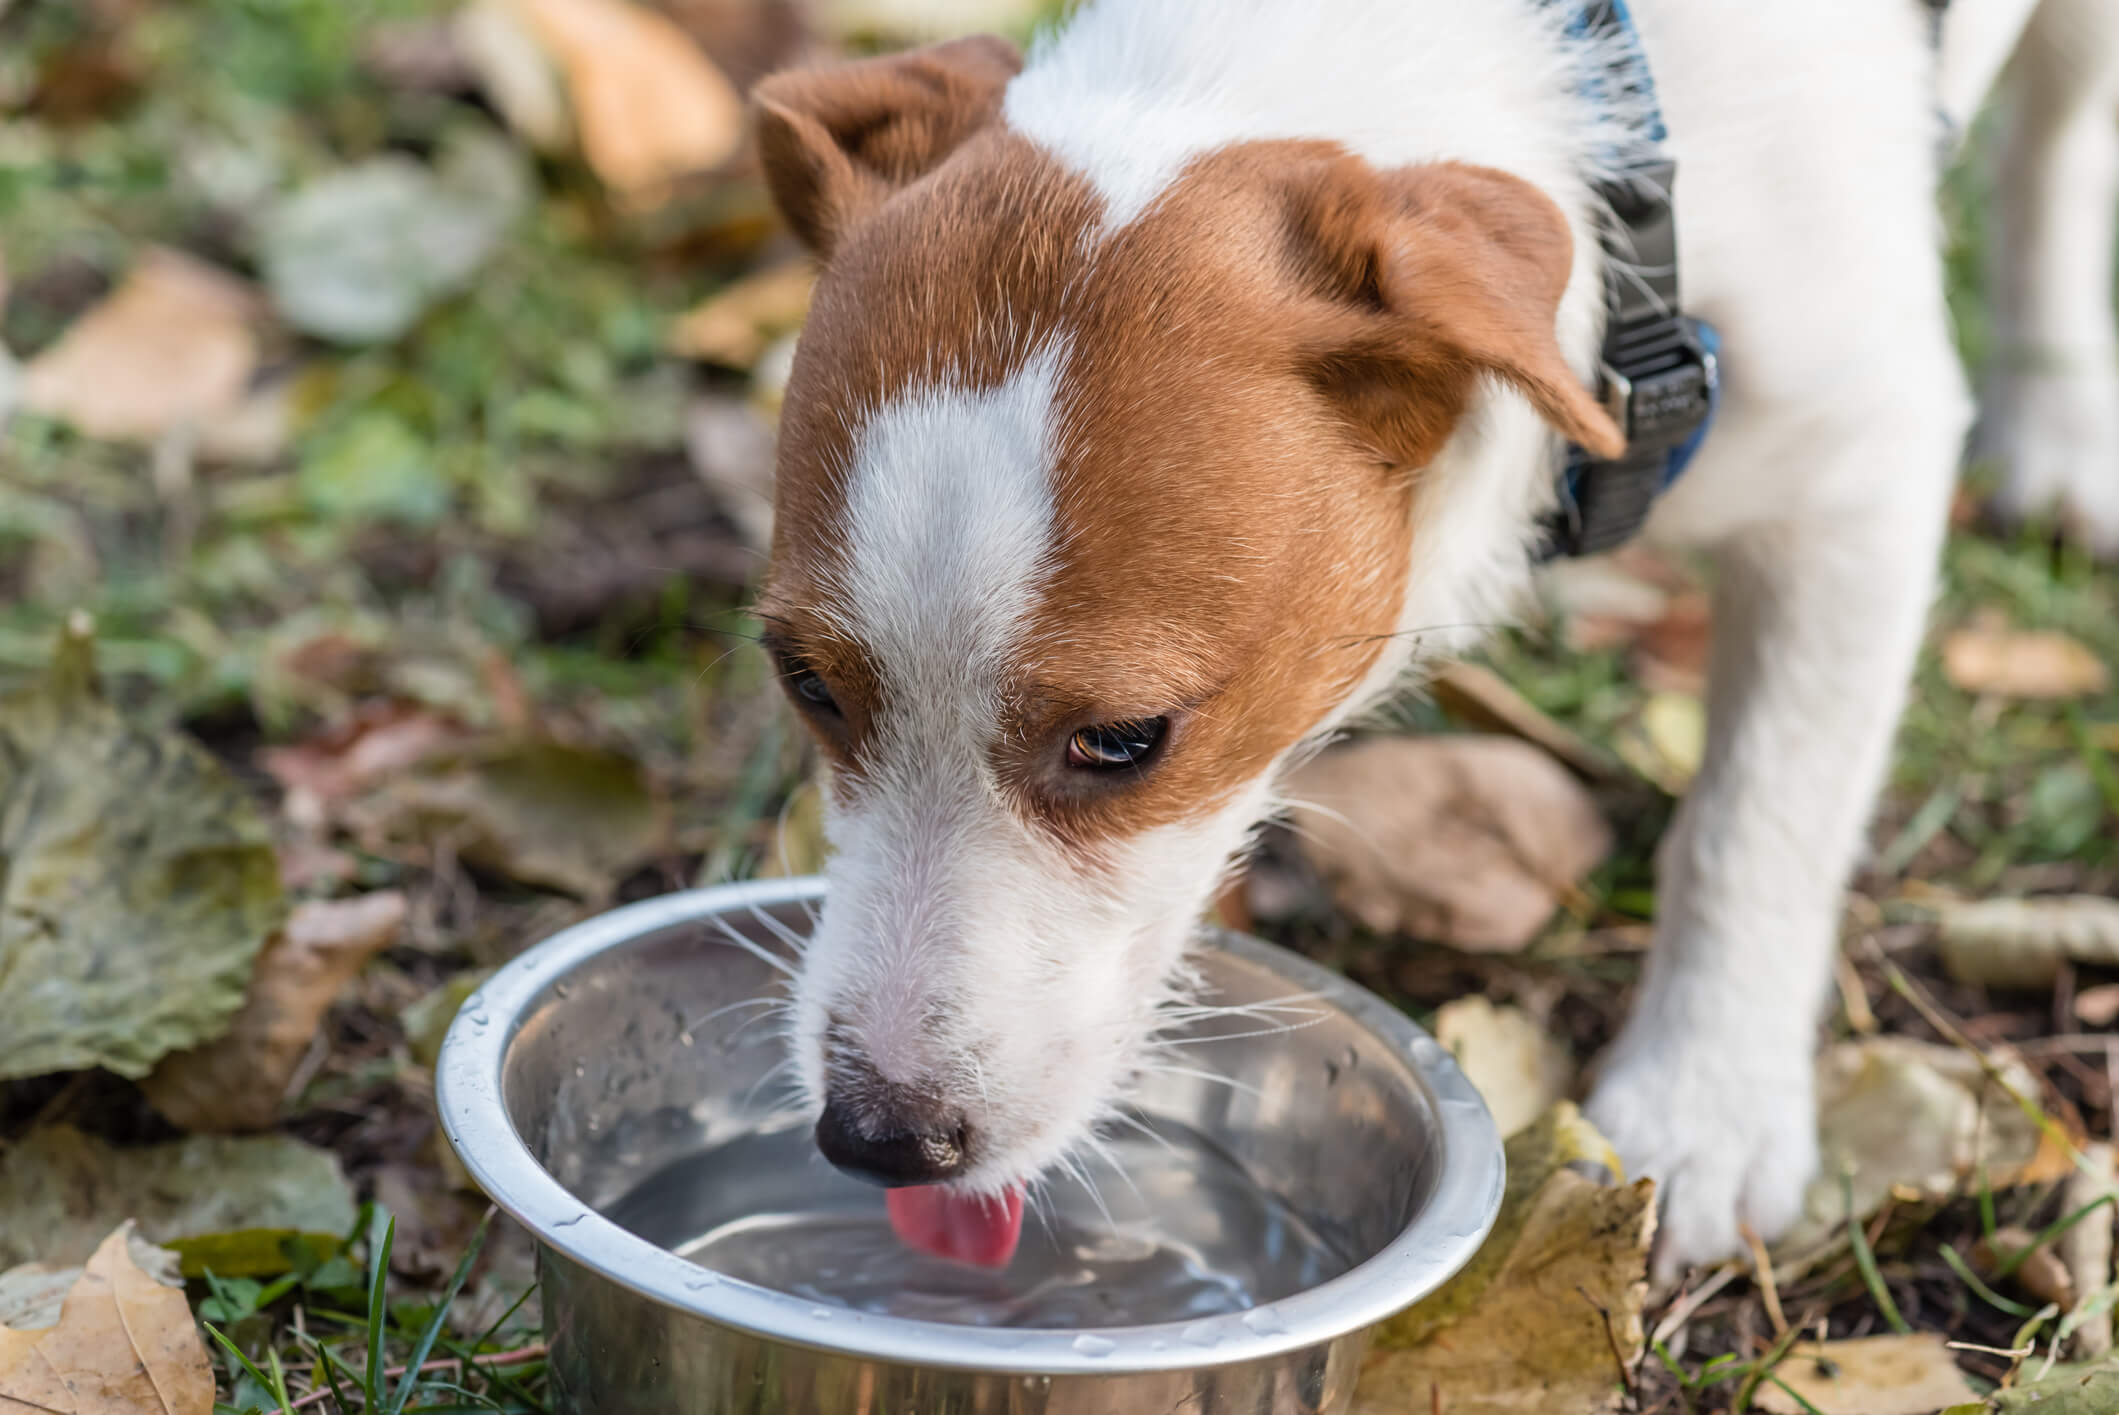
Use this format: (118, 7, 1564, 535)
(260, 702, 467, 831)
(1973, 1226, 2076, 1310)
(1286, 735, 1612, 953)
(504, 0, 745, 205)
(142, 892, 408, 1132)
(1936, 894, 2119, 990)
(19, 248, 258, 443)
(0, 1224, 214, 1415)
(1941, 625, 2109, 700)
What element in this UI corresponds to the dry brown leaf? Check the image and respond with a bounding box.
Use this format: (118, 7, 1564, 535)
(1287, 735, 1611, 953)
(142, 893, 407, 1132)
(260, 703, 466, 831)
(1433, 997, 1575, 1140)
(668, 263, 816, 368)
(20, 248, 258, 444)
(0, 1224, 214, 1415)
(505, 0, 744, 205)
(1936, 895, 2119, 989)
(820, 0, 1042, 40)
(1630, 589, 1711, 697)
(1428, 663, 1619, 782)
(1755, 1335, 1979, 1415)
(1941, 625, 2109, 700)
(1974, 1226, 2076, 1310)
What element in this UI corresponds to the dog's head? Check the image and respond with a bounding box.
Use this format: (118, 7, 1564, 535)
(749, 37, 1615, 1218)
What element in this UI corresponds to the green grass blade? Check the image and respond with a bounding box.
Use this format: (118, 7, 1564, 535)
(387, 1211, 493, 1415)
(1844, 1172, 1912, 1334)
(203, 1321, 279, 1401)
(1995, 1194, 2116, 1280)
(264, 1343, 297, 1415)
(465, 1278, 538, 1357)
(366, 1212, 397, 1413)
(1939, 1242, 2038, 1317)
(1765, 1374, 1830, 1415)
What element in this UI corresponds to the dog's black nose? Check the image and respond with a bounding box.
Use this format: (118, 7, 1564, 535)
(815, 1093, 969, 1187)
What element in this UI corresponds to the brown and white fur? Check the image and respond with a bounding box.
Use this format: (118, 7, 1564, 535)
(747, 0, 2119, 1276)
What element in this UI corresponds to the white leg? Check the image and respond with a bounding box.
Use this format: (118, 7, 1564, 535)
(1586, 433, 1957, 1278)
(1980, 0, 2119, 553)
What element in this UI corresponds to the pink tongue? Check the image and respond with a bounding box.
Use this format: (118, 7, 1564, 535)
(886, 1185, 1025, 1268)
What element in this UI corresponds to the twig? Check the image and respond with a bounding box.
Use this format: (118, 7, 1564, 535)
(285, 1343, 547, 1411)
(1577, 1285, 1635, 1401)
(1740, 1223, 1788, 1338)
(1832, 950, 1877, 1035)
(1649, 1263, 1741, 1348)
(2059, 1141, 2116, 1358)
(1948, 1339, 2034, 1358)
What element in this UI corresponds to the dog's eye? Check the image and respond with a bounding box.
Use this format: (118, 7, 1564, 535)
(789, 670, 839, 714)
(1067, 717, 1168, 770)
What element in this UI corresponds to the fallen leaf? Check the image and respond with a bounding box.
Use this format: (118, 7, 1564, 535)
(142, 892, 408, 1132)
(260, 124, 530, 345)
(19, 247, 257, 443)
(0, 1127, 356, 1270)
(0, 617, 284, 1080)
(1973, 1226, 2075, 1310)
(298, 410, 451, 524)
(1614, 691, 1705, 794)
(1991, 1360, 2119, 1414)
(1781, 1038, 2072, 1251)
(1286, 735, 1612, 953)
(668, 263, 815, 368)
(505, 0, 745, 205)
(1630, 590, 1711, 697)
(160, 1231, 342, 1281)
(1433, 997, 1574, 1140)
(260, 702, 467, 831)
(1360, 1105, 1650, 1415)
(355, 741, 663, 898)
(1942, 626, 2109, 700)
(0, 1225, 213, 1415)
(1428, 663, 1620, 782)
(454, 0, 572, 150)
(1935, 895, 2119, 990)
(1755, 1335, 1979, 1415)
(2074, 984, 2119, 1029)
(0, 1266, 76, 1333)
(652, 0, 811, 90)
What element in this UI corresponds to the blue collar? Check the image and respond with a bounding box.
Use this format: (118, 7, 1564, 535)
(1535, 0, 1721, 560)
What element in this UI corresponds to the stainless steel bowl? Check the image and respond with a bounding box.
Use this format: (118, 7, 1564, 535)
(437, 878, 1502, 1414)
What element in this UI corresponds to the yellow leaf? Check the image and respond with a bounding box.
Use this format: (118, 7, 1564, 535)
(0, 1224, 214, 1415)
(668, 263, 817, 369)
(142, 893, 408, 1132)
(504, 0, 743, 206)
(1941, 626, 2109, 700)
(1936, 895, 2119, 989)
(1433, 998, 1574, 1140)
(20, 248, 258, 444)
(1756, 1335, 1979, 1415)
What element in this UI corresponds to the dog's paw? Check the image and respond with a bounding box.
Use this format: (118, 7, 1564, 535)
(1980, 370, 2119, 556)
(1585, 1039, 1818, 1283)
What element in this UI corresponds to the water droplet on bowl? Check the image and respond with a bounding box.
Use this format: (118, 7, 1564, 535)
(1181, 1320, 1222, 1347)
(554, 982, 571, 998)
(683, 1273, 718, 1292)
(1241, 1306, 1287, 1336)
(809, 1306, 833, 1321)
(1070, 1334, 1115, 1358)
(553, 1212, 587, 1229)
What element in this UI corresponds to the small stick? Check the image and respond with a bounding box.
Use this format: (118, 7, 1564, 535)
(1649, 1263, 1741, 1348)
(285, 1343, 548, 1411)
(1948, 1339, 2035, 1359)
(1833, 950, 1878, 1035)
(1740, 1222, 1788, 1338)
(2060, 1142, 2116, 1359)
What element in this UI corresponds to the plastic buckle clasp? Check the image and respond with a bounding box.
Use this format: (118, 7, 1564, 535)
(1598, 317, 1717, 458)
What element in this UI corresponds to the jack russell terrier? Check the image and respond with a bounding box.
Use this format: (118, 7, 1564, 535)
(744, 0, 2119, 1278)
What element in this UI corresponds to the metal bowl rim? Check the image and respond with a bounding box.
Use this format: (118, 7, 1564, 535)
(436, 877, 1503, 1375)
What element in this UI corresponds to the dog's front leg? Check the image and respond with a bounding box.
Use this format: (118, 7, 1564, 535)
(1584, 469, 1957, 1278)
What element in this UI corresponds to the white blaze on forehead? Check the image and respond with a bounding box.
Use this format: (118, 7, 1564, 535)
(840, 344, 1064, 693)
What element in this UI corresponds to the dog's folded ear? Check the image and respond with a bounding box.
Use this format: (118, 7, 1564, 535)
(753, 35, 1023, 258)
(1282, 153, 1625, 467)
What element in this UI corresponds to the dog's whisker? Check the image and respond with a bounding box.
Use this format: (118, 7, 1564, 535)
(703, 913, 800, 976)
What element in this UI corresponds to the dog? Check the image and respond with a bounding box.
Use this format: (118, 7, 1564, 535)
(744, 0, 2119, 1278)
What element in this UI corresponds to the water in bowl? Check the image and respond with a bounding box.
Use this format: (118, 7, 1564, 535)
(606, 1114, 1355, 1329)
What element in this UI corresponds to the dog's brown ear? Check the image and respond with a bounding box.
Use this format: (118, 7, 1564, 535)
(753, 35, 1023, 258)
(1283, 155, 1624, 467)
